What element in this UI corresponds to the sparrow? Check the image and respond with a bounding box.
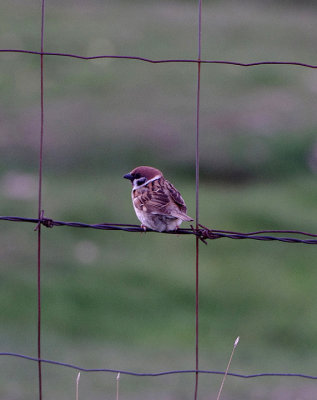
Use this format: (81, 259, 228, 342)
(123, 166, 193, 232)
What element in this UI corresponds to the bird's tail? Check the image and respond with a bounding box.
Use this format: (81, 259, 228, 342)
(176, 212, 194, 222)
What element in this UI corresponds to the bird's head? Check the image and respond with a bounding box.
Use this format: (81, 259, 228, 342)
(123, 166, 163, 189)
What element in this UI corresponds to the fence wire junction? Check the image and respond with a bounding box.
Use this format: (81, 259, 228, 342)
(1, 0, 317, 399)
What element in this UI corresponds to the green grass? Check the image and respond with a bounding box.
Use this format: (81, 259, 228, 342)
(1, 172, 317, 400)
(1, 158, 316, 390)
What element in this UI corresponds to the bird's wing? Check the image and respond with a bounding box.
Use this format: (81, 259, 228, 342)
(165, 180, 193, 221)
(133, 178, 193, 221)
(165, 180, 188, 213)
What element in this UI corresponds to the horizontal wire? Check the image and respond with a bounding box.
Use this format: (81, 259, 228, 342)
(0, 215, 316, 244)
(0, 352, 317, 380)
(0, 49, 317, 68)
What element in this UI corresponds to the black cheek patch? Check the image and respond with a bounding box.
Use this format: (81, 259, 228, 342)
(137, 177, 147, 185)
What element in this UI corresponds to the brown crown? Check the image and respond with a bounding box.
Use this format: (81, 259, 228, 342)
(129, 166, 163, 180)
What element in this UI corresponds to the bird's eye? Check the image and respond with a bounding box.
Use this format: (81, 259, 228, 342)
(136, 177, 146, 185)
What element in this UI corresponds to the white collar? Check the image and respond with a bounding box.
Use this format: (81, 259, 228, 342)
(132, 174, 161, 190)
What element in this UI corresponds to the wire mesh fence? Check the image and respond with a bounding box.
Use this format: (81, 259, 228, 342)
(1, 0, 317, 399)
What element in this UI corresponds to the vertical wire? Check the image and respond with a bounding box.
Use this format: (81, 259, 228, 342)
(37, 1, 45, 399)
(194, 1, 202, 400)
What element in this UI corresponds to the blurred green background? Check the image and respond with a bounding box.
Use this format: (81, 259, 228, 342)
(1, 0, 317, 399)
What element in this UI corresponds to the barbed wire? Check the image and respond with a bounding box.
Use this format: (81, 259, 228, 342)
(1, 352, 317, 380)
(0, 215, 316, 245)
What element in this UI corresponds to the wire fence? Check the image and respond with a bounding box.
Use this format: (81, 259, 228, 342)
(1, 216, 317, 244)
(1, 0, 317, 399)
(1, 49, 317, 68)
(2, 352, 317, 380)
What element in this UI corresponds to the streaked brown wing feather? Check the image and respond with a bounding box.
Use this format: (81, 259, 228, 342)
(133, 178, 190, 220)
(165, 180, 188, 214)
(134, 190, 173, 215)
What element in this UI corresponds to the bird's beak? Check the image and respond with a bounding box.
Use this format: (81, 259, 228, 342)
(123, 173, 134, 181)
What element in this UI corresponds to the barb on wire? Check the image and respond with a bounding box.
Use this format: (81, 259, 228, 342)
(1, 352, 317, 380)
(1, 49, 317, 69)
(0, 215, 316, 244)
